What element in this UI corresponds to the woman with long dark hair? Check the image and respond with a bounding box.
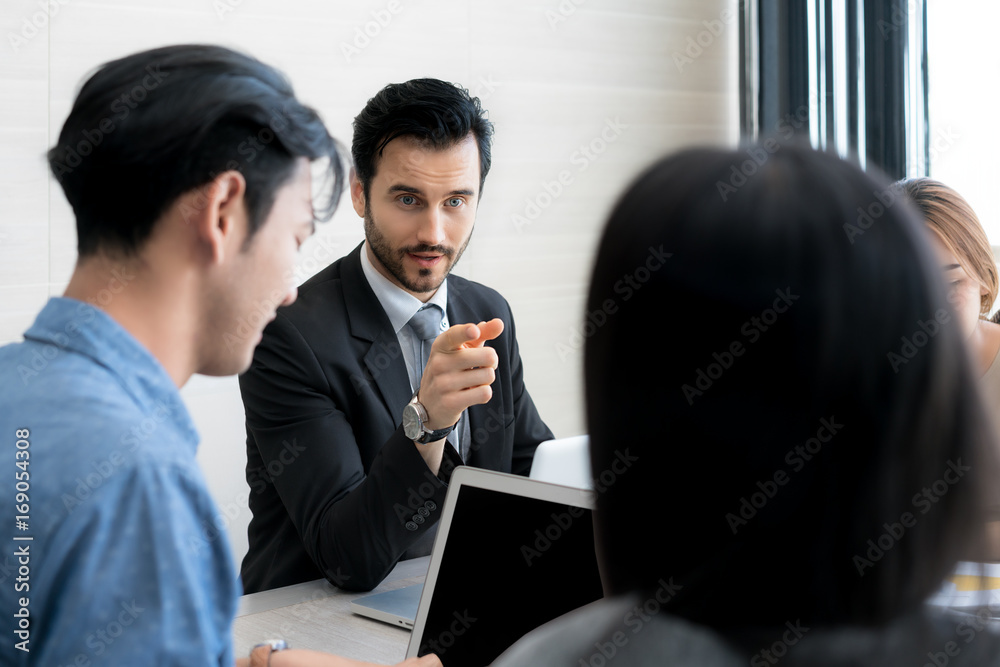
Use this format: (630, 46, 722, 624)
(495, 145, 1000, 666)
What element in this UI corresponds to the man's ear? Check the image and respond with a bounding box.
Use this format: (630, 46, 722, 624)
(349, 168, 366, 219)
(181, 171, 247, 265)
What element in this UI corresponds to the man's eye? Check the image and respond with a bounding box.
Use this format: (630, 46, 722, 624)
(447, 198, 463, 207)
(400, 195, 417, 206)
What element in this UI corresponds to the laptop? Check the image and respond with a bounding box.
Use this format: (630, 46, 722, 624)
(349, 582, 423, 629)
(350, 441, 597, 632)
(405, 467, 603, 665)
(528, 435, 592, 489)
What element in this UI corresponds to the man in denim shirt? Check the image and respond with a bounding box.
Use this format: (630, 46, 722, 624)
(0, 45, 437, 667)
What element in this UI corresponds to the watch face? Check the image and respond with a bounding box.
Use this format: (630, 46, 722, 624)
(402, 403, 422, 440)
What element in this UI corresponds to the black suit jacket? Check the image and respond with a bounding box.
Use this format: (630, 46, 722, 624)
(239, 243, 553, 592)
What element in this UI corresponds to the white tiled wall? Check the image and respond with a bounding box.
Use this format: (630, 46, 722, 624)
(0, 0, 739, 568)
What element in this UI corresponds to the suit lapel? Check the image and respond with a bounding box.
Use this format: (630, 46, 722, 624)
(342, 244, 413, 422)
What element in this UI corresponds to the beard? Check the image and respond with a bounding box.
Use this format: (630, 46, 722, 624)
(363, 203, 473, 295)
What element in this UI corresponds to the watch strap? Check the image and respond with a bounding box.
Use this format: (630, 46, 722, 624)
(414, 421, 456, 444)
(249, 639, 288, 667)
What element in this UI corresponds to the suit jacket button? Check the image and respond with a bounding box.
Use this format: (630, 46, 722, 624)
(413, 514, 425, 525)
(405, 521, 418, 531)
(425, 500, 437, 511)
(417, 507, 430, 517)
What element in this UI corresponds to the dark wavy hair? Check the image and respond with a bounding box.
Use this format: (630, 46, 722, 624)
(585, 144, 997, 630)
(49, 44, 345, 256)
(351, 77, 493, 201)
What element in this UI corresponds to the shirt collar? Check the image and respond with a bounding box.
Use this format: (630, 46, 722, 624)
(360, 241, 449, 334)
(22, 296, 199, 446)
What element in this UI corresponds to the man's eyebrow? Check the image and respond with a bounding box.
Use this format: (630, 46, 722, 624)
(386, 185, 477, 197)
(388, 184, 423, 195)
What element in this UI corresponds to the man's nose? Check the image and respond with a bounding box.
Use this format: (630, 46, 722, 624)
(415, 207, 447, 247)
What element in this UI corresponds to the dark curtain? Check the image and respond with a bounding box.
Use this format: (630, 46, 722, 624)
(740, 0, 928, 181)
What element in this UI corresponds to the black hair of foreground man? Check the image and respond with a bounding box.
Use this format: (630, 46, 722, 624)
(49, 43, 344, 257)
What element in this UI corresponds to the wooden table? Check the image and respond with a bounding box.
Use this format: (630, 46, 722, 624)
(233, 557, 429, 664)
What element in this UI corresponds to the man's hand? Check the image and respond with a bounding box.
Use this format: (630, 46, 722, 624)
(418, 318, 504, 431)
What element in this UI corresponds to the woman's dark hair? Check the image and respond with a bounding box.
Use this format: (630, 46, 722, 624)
(584, 145, 996, 631)
(351, 78, 493, 201)
(49, 44, 345, 256)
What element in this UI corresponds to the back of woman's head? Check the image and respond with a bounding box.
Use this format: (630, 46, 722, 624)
(897, 177, 998, 319)
(585, 145, 995, 630)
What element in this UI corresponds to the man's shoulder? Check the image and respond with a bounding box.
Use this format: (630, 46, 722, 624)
(447, 273, 510, 314)
(278, 248, 359, 326)
(298, 248, 354, 293)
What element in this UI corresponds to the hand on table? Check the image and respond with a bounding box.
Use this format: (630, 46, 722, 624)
(237, 648, 443, 667)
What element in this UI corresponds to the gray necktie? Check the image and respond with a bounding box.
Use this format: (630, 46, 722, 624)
(406, 305, 469, 460)
(407, 305, 442, 389)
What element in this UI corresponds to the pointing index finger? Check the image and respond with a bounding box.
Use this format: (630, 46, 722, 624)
(434, 322, 483, 353)
(462, 318, 504, 349)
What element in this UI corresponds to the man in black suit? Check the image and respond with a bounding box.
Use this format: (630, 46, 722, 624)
(239, 78, 553, 593)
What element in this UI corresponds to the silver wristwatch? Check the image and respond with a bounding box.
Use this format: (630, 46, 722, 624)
(402, 392, 456, 444)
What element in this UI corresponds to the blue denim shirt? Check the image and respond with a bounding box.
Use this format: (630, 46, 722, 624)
(0, 297, 238, 666)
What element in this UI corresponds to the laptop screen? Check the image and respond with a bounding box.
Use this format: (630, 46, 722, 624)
(409, 472, 604, 665)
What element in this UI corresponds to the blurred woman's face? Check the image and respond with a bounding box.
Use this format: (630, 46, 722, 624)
(929, 232, 986, 339)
